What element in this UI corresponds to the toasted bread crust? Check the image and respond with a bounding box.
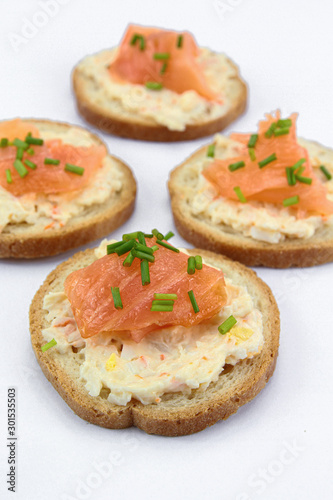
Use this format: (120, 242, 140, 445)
(30, 247, 279, 436)
(168, 142, 333, 268)
(0, 119, 137, 259)
(72, 56, 247, 142)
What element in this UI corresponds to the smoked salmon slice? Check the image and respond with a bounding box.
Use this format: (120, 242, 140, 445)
(64, 236, 227, 343)
(0, 119, 106, 196)
(108, 25, 218, 101)
(203, 112, 333, 215)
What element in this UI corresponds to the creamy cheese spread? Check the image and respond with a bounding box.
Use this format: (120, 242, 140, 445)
(41, 243, 264, 406)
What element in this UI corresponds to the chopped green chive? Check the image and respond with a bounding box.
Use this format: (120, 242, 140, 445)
(151, 245, 159, 252)
(152, 228, 164, 240)
(24, 159, 37, 170)
(25, 136, 44, 145)
(229, 161, 245, 172)
(134, 242, 154, 254)
(294, 165, 305, 177)
(258, 153, 277, 168)
(274, 127, 290, 137)
(156, 239, 180, 252)
(151, 304, 173, 312)
(130, 33, 145, 51)
(16, 147, 24, 160)
(249, 148, 256, 161)
(5, 169, 12, 184)
(123, 231, 139, 241)
(138, 231, 147, 246)
(145, 82, 163, 90)
(218, 315, 237, 335)
(277, 118, 292, 128)
(111, 287, 123, 309)
(143, 233, 154, 238)
(164, 231, 174, 241)
(123, 252, 135, 267)
(107, 241, 123, 254)
(233, 186, 247, 203)
(160, 62, 168, 75)
(65, 163, 84, 175)
(188, 290, 199, 314)
(141, 260, 150, 286)
(286, 167, 296, 186)
(152, 300, 174, 306)
(13, 138, 28, 149)
(0, 138, 9, 148)
(177, 34, 183, 48)
(187, 256, 196, 275)
(26, 147, 35, 155)
(320, 165, 332, 181)
(154, 293, 178, 300)
(207, 144, 215, 158)
(247, 134, 258, 148)
(195, 255, 203, 270)
(292, 158, 306, 171)
(131, 249, 155, 262)
(283, 195, 299, 207)
(41, 338, 57, 352)
(295, 174, 312, 185)
(153, 52, 170, 60)
(115, 239, 136, 256)
(265, 123, 277, 138)
(44, 158, 60, 165)
(13, 159, 28, 178)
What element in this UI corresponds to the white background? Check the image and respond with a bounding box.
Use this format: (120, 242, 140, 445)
(0, 1, 333, 499)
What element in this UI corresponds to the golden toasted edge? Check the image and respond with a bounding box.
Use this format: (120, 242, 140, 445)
(168, 144, 333, 268)
(0, 119, 137, 259)
(29, 247, 279, 436)
(72, 59, 247, 142)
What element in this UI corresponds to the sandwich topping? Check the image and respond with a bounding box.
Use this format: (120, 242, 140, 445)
(76, 25, 241, 131)
(41, 232, 263, 406)
(187, 112, 333, 243)
(0, 119, 123, 232)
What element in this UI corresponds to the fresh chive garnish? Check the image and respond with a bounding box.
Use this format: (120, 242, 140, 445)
(13, 138, 28, 149)
(152, 228, 164, 240)
(13, 159, 28, 178)
(188, 290, 199, 314)
(152, 300, 174, 306)
(218, 315, 236, 335)
(258, 153, 277, 168)
(26, 147, 34, 155)
(131, 249, 155, 262)
(0, 138, 8, 148)
(44, 158, 60, 165)
(5, 169, 12, 184)
(265, 123, 277, 138)
(143, 233, 154, 238)
(25, 136, 44, 145)
(249, 148, 256, 161)
(106, 241, 123, 254)
(295, 174, 312, 185)
(283, 195, 299, 207)
(294, 166, 305, 177)
(177, 34, 183, 48)
(138, 231, 147, 246)
(160, 62, 168, 75)
(145, 82, 163, 90)
(286, 167, 296, 186)
(292, 158, 306, 170)
(24, 159, 37, 170)
(115, 239, 136, 256)
(229, 161, 245, 172)
(156, 239, 180, 252)
(153, 52, 170, 60)
(195, 255, 203, 270)
(274, 127, 290, 137)
(151, 245, 159, 252)
(277, 118, 292, 128)
(154, 293, 178, 300)
(130, 33, 145, 51)
(16, 147, 24, 160)
(151, 304, 173, 312)
(122, 231, 139, 241)
(207, 144, 215, 158)
(123, 252, 135, 267)
(247, 134, 258, 148)
(320, 165, 332, 180)
(164, 231, 174, 241)
(111, 287, 123, 309)
(134, 242, 154, 254)
(65, 163, 84, 175)
(187, 256, 196, 275)
(141, 260, 150, 286)
(233, 186, 247, 203)
(41, 338, 57, 352)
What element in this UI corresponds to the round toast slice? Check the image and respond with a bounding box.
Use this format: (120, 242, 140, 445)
(29, 247, 279, 436)
(0, 119, 136, 259)
(168, 137, 333, 268)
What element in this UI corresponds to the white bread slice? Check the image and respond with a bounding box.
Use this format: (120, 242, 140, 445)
(0, 119, 136, 259)
(72, 48, 247, 142)
(168, 137, 333, 268)
(29, 247, 279, 437)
